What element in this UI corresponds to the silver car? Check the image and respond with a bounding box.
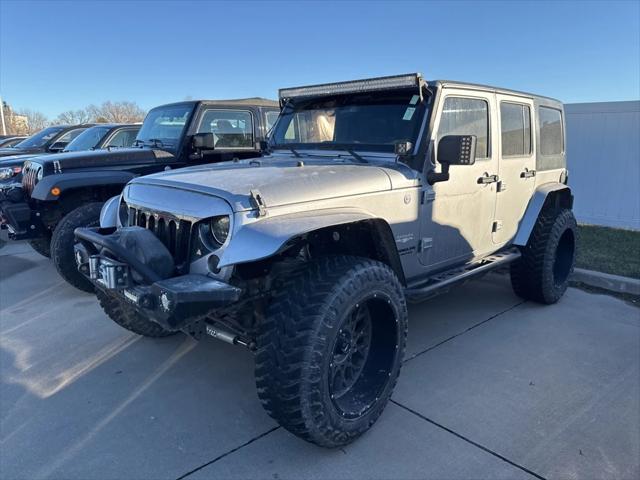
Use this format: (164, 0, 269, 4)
(75, 73, 576, 447)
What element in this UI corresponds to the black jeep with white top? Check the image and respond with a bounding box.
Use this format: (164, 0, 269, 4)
(0, 98, 278, 291)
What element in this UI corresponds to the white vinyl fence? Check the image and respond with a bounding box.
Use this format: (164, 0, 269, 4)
(565, 101, 640, 230)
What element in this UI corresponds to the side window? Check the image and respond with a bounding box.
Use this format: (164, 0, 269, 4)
(539, 107, 563, 156)
(438, 97, 489, 158)
(105, 128, 138, 148)
(500, 102, 532, 157)
(57, 128, 86, 144)
(197, 109, 254, 149)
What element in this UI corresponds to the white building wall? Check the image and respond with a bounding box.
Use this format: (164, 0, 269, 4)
(565, 101, 640, 230)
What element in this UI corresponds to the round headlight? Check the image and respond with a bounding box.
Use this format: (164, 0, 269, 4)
(37, 168, 44, 181)
(209, 215, 230, 245)
(0, 167, 14, 180)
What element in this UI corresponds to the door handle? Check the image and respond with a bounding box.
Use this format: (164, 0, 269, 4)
(477, 173, 499, 184)
(520, 168, 536, 178)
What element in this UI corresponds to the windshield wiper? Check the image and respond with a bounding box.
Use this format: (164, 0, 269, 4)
(343, 149, 367, 163)
(314, 144, 368, 163)
(147, 138, 164, 147)
(286, 147, 302, 158)
(270, 144, 303, 158)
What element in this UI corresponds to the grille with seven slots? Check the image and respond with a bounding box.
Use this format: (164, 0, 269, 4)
(127, 206, 193, 266)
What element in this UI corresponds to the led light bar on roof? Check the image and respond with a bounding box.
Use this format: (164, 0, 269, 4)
(279, 73, 423, 101)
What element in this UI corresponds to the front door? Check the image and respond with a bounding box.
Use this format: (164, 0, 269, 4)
(492, 96, 536, 244)
(420, 89, 499, 270)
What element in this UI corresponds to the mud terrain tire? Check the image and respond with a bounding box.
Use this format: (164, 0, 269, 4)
(511, 208, 577, 304)
(51, 202, 103, 292)
(29, 236, 51, 258)
(255, 255, 408, 447)
(97, 289, 177, 338)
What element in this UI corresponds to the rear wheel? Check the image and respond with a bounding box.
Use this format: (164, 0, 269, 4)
(255, 255, 407, 447)
(510, 208, 577, 304)
(51, 202, 103, 292)
(97, 289, 176, 338)
(28, 235, 51, 258)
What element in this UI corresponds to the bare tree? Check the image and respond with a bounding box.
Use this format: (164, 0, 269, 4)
(17, 109, 49, 134)
(87, 101, 146, 123)
(55, 109, 92, 125)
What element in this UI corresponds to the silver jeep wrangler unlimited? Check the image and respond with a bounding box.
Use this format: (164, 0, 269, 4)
(75, 74, 576, 447)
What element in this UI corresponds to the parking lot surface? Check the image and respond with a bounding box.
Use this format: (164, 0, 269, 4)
(1, 240, 639, 480)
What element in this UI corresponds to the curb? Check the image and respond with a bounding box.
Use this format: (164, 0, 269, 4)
(571, 268, 640, 296)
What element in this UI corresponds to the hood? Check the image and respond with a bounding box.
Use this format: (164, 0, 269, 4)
(37, 147, 175, 171)
(130, 154, 418, 212)
(0, 146, 45, 158)
(0, 153, 40, 168)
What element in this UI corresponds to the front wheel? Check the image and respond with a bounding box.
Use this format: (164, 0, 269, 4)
(97, 289, 176, 337)
(29, 235, 52, 258)
(510, 208, 577, 304)
(51, 202, 103, 292)
(255, 255, 408, 447)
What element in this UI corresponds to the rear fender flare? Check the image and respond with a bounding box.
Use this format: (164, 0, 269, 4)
(513, 183, 573, 246)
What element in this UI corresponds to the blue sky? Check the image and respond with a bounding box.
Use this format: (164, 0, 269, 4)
(1, 0, 639, 118)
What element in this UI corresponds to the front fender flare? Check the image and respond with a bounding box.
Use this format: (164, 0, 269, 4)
(513, 183, 573, 246)
(99, 195, 121, 228)
(217, 208, 378, 268)
(31, 171, 135, 201)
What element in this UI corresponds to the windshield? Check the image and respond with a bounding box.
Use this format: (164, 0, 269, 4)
(63, 126, 111, 152)
(270, 91, 427, 154)
(135, 104, 194, 149)
(13, 126, 66, 149)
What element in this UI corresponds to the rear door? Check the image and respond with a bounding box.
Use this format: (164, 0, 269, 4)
(493, 95, 536, 244)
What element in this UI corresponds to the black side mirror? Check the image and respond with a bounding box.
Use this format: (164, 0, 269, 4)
(49, 141, 67, 152)
(428, 135, 476, 185)
(437, 135, 476, 166)
(192, 132, 215, 150)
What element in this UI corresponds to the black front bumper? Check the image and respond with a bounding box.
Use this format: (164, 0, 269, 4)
(75, 227, 242, 331)
(0, 187, 45, 240)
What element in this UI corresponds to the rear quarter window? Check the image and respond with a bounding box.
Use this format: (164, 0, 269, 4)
(539, 107, 563, 156)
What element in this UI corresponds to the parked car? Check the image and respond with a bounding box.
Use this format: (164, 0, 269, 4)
(0, 123, 142, 185)
(0, 124, 93, 158)
(75, 73, 576, 447)
(0, 136, 27, 148)
(0, 98, 278, 291)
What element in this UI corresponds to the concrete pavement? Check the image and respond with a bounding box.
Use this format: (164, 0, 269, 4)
(1, 241, 638, 479)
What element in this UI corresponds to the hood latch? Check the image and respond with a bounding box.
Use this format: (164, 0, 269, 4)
(249, 189, 267, 217)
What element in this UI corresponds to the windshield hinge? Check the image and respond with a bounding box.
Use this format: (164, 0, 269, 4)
(249, 189, 267, 217)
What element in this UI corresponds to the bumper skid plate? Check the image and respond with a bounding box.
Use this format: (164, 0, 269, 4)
(75, 227, 242, 331)
(0, 199, 45, 239)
